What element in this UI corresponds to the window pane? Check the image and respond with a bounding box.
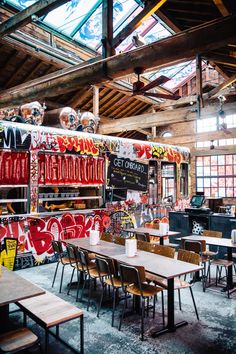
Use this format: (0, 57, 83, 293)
(226, 166, 233, 175)
(219, 166, 225, 175)
(218, 155, 225, 164)
(219, 178, 225, 187)
(204, 178, 210, 187)
(211, 156, 217, 165)
(226, 177, 233, 187)
(211, 165, 217, 176)
(218, 188, 225, 197)
(226, 188, 234, 197)
(211, 178, 218, 187)
(203, 156, 210, 166)
(196, 157, 203, 166)
(197, 178, 203, 188)
(226, 155, 233, 164)
(204, 166, 210, 175)
(197, 167, 203, 176)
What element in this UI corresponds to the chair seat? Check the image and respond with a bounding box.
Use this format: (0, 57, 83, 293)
(127, 283, 163, 297)
(211, 259, 234, 267)
(145, 272, 168, 289)
(0, 328, 38, 352)
(146, 273, 191, 290)
(88, 252, 96, 260)
(105, 276, 122, 288)
(89, 268, 107, 278)
(202, 250, 218, 257)
(60, 256, 73, 264)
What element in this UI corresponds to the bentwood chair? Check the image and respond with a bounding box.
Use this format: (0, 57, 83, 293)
(51, 240, 73, 293)
(202, 230, 222, 258)
(0, 328, 41, 353)
(119, 264, 164, 341)
(96, 255, 122, 326)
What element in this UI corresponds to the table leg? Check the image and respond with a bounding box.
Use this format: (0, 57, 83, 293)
(0, 304, 9, 333)
(151, 278, 188, 337)
(227, 247, 233, 290)
(160, 237, 164, 246)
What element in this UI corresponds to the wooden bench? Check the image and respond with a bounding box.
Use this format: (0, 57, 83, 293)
(17, 291, 84, 354)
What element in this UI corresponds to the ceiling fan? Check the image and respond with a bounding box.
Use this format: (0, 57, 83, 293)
(116, 67, 180, 105)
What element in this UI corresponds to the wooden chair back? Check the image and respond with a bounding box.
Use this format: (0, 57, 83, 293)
(137, 240, 152, 252)
(96, 255, 115, 283)
(136, 232, 150, 242)
(100, 232, 113, 242)
(182, 239, 206, 254)
(0, 328, 39, 353)
(178, 249, 200, 265)
(119, 263, 146, 295)
(114, 237, 125, 246)
(202, 230, 222, 238)
(152, 244, 175, 258)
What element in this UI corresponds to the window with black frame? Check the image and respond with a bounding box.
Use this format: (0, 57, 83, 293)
(196, 155, 236, 198)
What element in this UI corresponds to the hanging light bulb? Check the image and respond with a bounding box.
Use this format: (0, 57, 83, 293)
(210, 140, 215, 150)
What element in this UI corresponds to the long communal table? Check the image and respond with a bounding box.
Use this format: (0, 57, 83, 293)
(124, 227, 180, 245)
(0, 266, 45, 333)
(64, 238, 202, 336)
(180, 235, 236, 292)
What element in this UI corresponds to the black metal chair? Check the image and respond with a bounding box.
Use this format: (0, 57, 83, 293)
(51, 240, 73, 293)
(119, 264, 163, 341)
(66, 244, 83, 302)
(96, 255, 122, 326)
(77, 248, 100, 310)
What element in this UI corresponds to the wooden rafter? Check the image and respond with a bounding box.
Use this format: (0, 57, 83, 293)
(0, 0, 72, 36)
(206, 73, 236, 98)
(213, 0, 230, 16)
(4, 55, 31, 89)
(98, 102, 236, 134)
(1, 15, 236, 107)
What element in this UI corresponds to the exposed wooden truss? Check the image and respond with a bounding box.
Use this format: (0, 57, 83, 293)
(0, 0, 72, 36)
(98, 101, 236, 134)
(1, 15, 236, 108)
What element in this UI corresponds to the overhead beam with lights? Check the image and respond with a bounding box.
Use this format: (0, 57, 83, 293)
(0, 0, 71, 36)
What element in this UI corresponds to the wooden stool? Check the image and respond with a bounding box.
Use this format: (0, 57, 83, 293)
(0, 327, 40, 353)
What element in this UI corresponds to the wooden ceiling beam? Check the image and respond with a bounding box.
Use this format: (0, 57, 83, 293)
(112, 0, 167, 48)
(4, 54, 31, 89)
(202, 52, 236, 67)
(206, 73, 236, 98)
(0, 0, 72, 36)
(1, 15, 236, 108)
(213, 0, 230, 16)
(155, 127, 236, 145)
(68, 87, 92, 108)
(23, 61, 43, 82)
(98, 101, 236, 134)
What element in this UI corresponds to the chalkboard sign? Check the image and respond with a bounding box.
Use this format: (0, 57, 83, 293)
(107, 154, 148, 192)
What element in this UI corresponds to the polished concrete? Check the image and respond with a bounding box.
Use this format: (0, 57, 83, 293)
(12, 263, 236, 354)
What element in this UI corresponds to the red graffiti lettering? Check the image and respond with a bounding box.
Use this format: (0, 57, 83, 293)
(57, 135, 98, 155)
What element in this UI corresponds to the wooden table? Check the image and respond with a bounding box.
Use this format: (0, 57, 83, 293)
(0, 267, 45, 332)
(65, 237, 202, 336)
(125, 227, 180, 245)
(181, 235, 236, 291)
(63, 238, 125, 257)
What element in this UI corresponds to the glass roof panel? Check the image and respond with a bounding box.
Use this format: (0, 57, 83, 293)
(7, 0, 37, 9)
(73, 3, 102, 50)
(43, 0, 100, 37)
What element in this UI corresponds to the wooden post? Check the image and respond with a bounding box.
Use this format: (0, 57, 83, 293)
(196, 54, 204, 117)
(102, 0, 114, 58)
(93, 85, 99, 117)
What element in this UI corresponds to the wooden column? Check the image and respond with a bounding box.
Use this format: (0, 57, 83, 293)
(93, 85, 99, 117)
(102, 0, 114, 58)
(196, 54, 204, 117)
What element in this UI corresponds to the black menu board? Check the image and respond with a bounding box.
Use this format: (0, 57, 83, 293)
(107, 154, 148, 192)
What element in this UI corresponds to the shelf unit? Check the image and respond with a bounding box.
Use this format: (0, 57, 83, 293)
(0, 199, 28, 203)
(39, 196, 102, 202)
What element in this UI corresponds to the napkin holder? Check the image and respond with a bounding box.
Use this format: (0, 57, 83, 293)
(231, 229, 236, 243)
(159, 222, 169, 235)
(89, 230, 100, 245)
(125, 239, 137, 258)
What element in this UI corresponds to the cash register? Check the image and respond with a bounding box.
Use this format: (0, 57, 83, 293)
(185, 195, 211, 214)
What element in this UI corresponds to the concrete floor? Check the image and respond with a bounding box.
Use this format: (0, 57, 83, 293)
(12, 263, 236, 354)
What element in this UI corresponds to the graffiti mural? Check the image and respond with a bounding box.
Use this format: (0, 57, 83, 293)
(0, 211, 105, 268)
